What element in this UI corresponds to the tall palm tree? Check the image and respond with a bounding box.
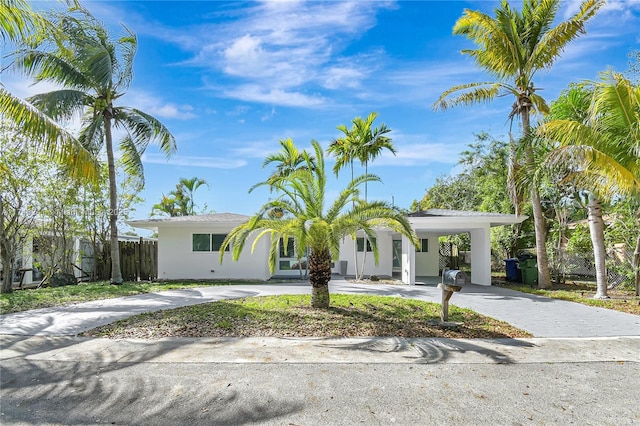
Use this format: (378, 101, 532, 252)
(15, 10, 176, 284)
(328, 112, 395, 280)
(540, 72, 640, 296)
(221, 140, 417, 308)
(433, 0, 604, 289)
(0, 0, 96, 178)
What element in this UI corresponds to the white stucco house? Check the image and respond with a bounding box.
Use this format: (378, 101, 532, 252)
(127, 209, 527, 286)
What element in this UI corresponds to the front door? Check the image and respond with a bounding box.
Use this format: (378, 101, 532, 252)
(392, 239, 402, 272)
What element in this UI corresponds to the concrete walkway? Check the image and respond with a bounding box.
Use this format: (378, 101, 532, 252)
(1, 279, 638, 338)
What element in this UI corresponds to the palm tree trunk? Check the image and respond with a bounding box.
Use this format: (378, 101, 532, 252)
(634, 207, 640, 296)
(588, 196, 608, 298)
(522, 108, 552, 288)
(350, 161, 360, 281)
(309, 248, 331, 309)
(360, 161, 369, 280)
(104, 115, 123, 284)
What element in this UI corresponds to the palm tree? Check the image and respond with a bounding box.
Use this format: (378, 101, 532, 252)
(220, 140, 417, 308)
(328, 112, 395, 280)
(540, 72, 640, 296)
(15, 9, 176, 284)
(433, 0, 604, 289)
(177, 177, 208, 215)
(151, 194, 179, 217)
(256, 138, 317, 190)
(253, 138, 317, 279)
(0, 0, 96, 179)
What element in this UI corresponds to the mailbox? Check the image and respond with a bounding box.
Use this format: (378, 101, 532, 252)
(442, 270, 466, 287)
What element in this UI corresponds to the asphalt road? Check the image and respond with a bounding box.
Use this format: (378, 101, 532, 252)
(2, 357, 639, 425)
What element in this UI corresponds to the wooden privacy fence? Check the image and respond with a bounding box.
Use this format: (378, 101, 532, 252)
(103, 239, 158, 281)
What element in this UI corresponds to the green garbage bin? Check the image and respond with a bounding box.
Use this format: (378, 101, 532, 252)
(520, 258, 538, 286)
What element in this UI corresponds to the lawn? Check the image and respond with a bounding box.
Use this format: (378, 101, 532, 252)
(492, 276, 640, 315)
(82, 294, 531, 339)
(0, 280, 256, 315)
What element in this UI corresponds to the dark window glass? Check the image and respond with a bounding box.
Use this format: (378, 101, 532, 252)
(357, 237, 375, 252)
(212, 234, 229, 251)
(279, 237, 295, 258)
(193, 234, 211, 251)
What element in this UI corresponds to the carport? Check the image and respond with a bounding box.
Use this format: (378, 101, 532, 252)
(399, 209, 527, 286)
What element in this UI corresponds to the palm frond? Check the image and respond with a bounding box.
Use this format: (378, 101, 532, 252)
(433, 82, 505, 111)
(0, 86, 97, 179)
(27, 89, 91, 122)
(116, 107, 176, 156)
(119, 135, 145, 184)
(12, 49, 91, 89)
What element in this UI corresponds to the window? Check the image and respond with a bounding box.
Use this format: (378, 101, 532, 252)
(192, 234, 211, 252)
(356, 237, 376, 252)
(279, 237, 295, 258)
(212, 234, 229, 252)
(193, 234, 229, 252)
(417, 238, 429, 253)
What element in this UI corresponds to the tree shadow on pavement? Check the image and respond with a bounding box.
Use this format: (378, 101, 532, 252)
(0, 340, 302, 425)
(317, 336, 536, 364)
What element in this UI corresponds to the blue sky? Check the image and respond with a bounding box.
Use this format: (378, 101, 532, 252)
(8, 0, 640, 228)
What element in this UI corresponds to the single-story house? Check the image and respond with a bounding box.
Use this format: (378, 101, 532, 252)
(128, 209, 527, 286)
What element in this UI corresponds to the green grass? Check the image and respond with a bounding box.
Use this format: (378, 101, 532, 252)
(0, 280, 264, 315)
(83, 294, 532, 339)
(494, 278, 640, 315)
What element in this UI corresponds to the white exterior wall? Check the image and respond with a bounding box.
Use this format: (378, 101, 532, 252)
(336, 232, 394, 277)
(470, 226, 492, 285)
(157, 225, 271, 281)
(415, 234, 439, 276)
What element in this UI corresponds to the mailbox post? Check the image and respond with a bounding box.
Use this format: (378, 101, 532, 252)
(437, 270, 466, 322)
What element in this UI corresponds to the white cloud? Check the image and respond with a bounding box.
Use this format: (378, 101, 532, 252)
(124, 91, 197, 120)
(143, 153, 246, 169)
(369, 142, 464, 167)
(136, 1, 395, 105)
(322, 66, 365, 90)
(222, 85, 326, 107)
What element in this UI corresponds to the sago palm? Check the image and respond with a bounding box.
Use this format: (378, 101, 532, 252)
(14, 9, 176, 283)
(433, 0, 604, 288)
(221, 140, 417, 309)
(540, 72, 640, 296)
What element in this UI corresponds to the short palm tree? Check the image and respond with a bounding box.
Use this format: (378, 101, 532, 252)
(0, 0, 96, 178)
(433, 0, 604, 289)
(540, 72, 640, 296)
(15, 9, 176, 283)
(221, 140, 417, 308)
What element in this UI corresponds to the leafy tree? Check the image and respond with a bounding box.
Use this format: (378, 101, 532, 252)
(0, 0, 95, 178)
(0, 123, 42, 293)
(433, 0, 604, 289)
(221, 140, 417, 309)
(15, 9, 176, 284)
(540, 72, 640, 296)
(413, 133, 530, 259)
